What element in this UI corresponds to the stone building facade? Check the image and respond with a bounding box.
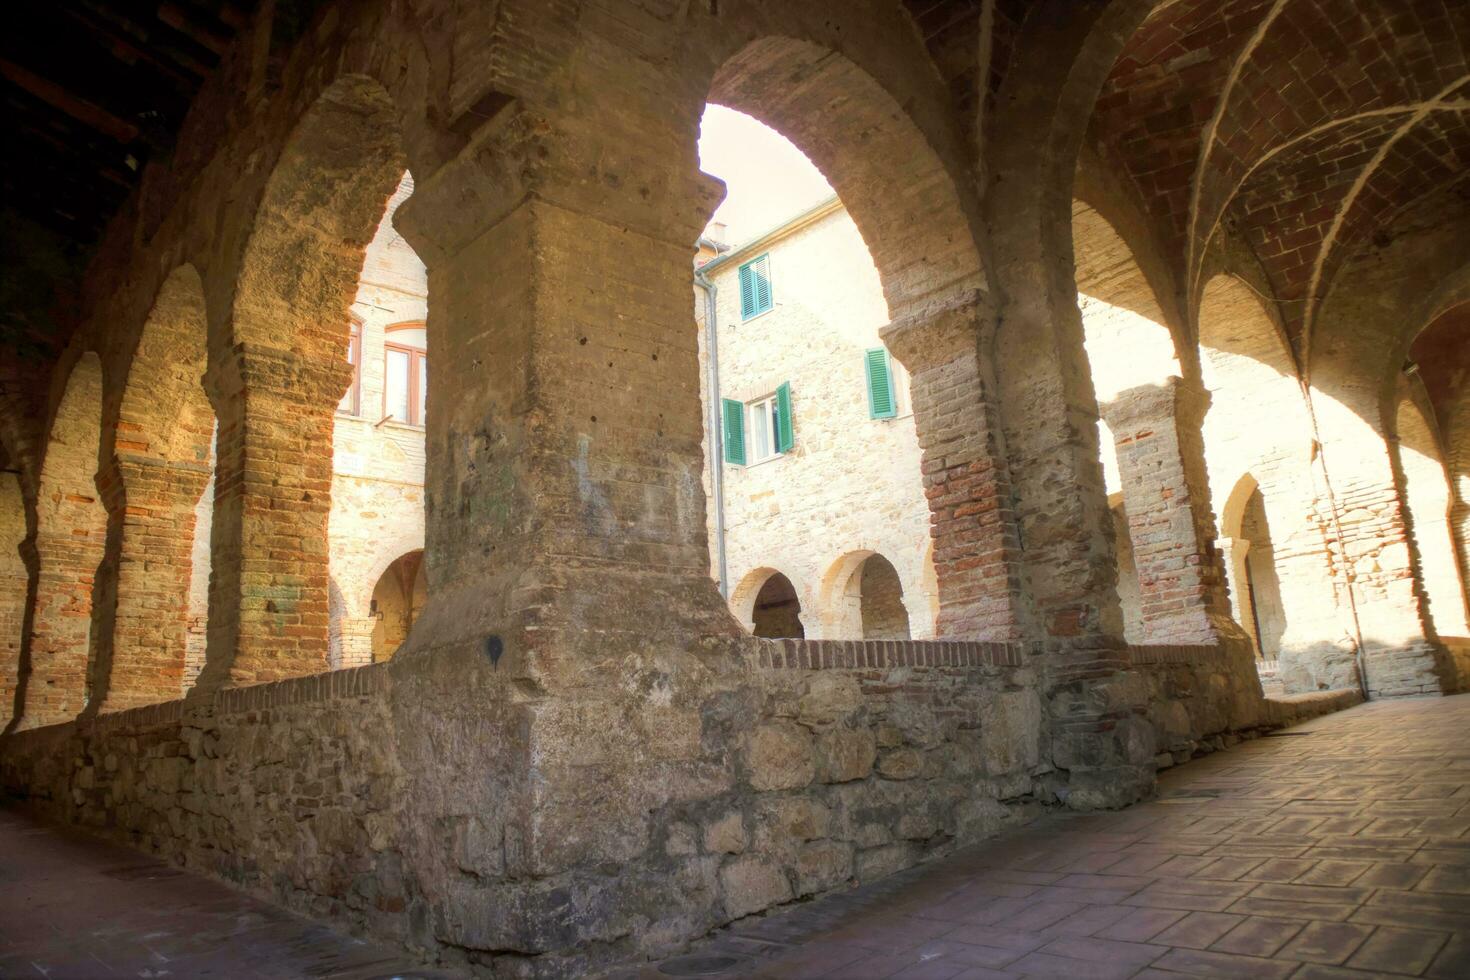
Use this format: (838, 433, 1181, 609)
(696, 198, 939, 641)
(0, 2, 1465, 977)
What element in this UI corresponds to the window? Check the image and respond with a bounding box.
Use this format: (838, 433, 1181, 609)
(339, 320, 362, 416)
(723, 383, 793, 465)
(383, 323, 427, 425)
(737, 254, 774, 320)
(865, 346, 910, 420)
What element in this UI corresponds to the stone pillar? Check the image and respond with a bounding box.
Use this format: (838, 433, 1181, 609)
(1216, 536, 1258, 656)
(193, 346, 345, 691)
(85, 456, 211, 712)
(338, 616, 377, 667)
(881, 291, 1025, 640)
(1100, 377, 1248, 648)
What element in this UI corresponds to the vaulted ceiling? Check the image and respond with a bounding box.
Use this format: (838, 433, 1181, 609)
(1089, 0, 1470, 354)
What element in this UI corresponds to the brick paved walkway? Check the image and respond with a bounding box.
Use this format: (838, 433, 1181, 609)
(634, 694, 1470, 979)
(0, 807, 454, 979)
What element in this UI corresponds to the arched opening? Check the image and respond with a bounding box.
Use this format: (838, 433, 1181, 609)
(327, 173, 429, 671)
(750, 572, 805, 640)
(91, 265, 214, 712)
(695, 35, 990, 642)
(1395, 390, 1469, 638)
(1071, 199, 1184, 643)
(201, 76, 414, 688)
(370, 549, 426, 661)
(819, 550, 914, 640)
(1219, 474, 1288, 663)
(1199, 274, 1349, 691)
(857, 553, 911, 641)
(20, 352, 106, 727)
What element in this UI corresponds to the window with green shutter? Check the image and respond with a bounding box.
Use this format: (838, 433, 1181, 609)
(865, 347, 897, 419)
(775, 382, 794, 453)
(722, 398, 746, 465)
(737, 254, 774, 320)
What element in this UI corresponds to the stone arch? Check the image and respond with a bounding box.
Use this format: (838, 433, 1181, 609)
(17, 351, 107, 728)
(731, 567, 797, 637)
(730, 567, 805, 640)
(1394, 388, 1469, 638)
(1217, 473, 1286, 662)
(818, 550, 912, 641)
(200, 74, 412, 690)
(87, 265, 215, 712)
(371, 549, 427, 662)
(707, 36, 987, 322)
(696, 32, 1018, 641)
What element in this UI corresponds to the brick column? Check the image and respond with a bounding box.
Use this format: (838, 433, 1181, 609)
(882, 291, 1025, 641)
(192, 345, 345, 691)
(19, 501, 105, 729)
(85, 456, 210, 712)
(1100, 377, 1249, 648)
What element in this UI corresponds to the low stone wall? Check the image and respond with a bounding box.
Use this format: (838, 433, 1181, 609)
(0, 635, 1368, 976)
(1, 638, 1050, 976)
(1129, 642, 1268, 768)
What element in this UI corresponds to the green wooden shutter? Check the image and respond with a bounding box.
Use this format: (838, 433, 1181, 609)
(775, 382, 794, 453)
(737, 263, 757, 319)
(865, 347, 897, 419)
(753, 255, 773, 314)
(738, 255, 774, 319)
(722, 398, 746, 465)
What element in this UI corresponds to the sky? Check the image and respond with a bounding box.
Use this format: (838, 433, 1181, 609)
(698, 104, 834, 247)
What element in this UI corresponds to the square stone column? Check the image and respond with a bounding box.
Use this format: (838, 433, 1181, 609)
(881, 291, 1024, 641)
(1101, 377, 1248, 649)
(86, 456, 211, 712)
(192, 346, 347, 692)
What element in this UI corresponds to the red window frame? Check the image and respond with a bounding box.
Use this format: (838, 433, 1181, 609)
(383, 321, 427, 426)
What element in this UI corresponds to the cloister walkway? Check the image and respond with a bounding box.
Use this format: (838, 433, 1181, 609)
(0, 808, 450, 978)
(636, 695, 1470, 979)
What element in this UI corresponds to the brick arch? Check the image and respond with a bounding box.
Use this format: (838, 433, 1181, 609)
(15, 351, 107, 729)
(85, 266, 215, 714)
(707, 35, 988, 319)
(200, 74, 413, 691)
(1393, 385, 1469, 637)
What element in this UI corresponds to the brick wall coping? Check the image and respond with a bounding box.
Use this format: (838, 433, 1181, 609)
(8, 643, 1243, 741)
(750, 638, 1029, 670)
(4, 663, 395, 742)
(1125, 643, 1227, 665)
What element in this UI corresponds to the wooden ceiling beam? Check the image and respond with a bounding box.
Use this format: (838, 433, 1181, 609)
(0, 58, 139, 144)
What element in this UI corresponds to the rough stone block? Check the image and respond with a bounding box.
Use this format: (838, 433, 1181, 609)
(816, 728, 877, 783)
(720, 856, 793, 919)
(747, 722, 816, 791)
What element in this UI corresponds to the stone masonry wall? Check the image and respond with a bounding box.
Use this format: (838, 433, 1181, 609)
(3, 638, 1053, 976)
(698, 203, 938, 639)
